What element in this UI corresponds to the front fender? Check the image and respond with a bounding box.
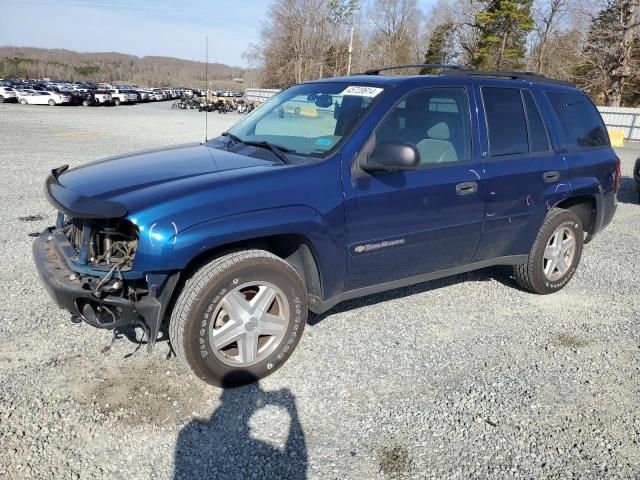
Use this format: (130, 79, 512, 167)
(132, 205, 346, 300)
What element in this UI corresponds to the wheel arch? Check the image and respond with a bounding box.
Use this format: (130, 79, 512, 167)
(553, 194, 597, 242)
(171, 233, 323, 311)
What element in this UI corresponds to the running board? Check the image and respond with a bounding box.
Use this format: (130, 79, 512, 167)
(308, 255, 528, 314)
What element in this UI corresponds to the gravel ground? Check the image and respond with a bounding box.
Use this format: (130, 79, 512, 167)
(0, 101, 639, 480)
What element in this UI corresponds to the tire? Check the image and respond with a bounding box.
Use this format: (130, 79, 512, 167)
(82, 100, 90, 107)
(114, 98, 121, 106)
(19, 98, 27, 105)
(169, 250, 307, 387)
(48, 99, 55, 106)
(513, 208, 583, 294)
(0, 96, 4, 103)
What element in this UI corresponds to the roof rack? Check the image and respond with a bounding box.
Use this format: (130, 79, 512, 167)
(445, 69, 575, 86)
(360, 64, 574, 86)
(363, 64, 469, 75)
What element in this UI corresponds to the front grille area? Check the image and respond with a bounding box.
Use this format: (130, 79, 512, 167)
(62, 216, 138, 268)
(65, 218, 86, 252)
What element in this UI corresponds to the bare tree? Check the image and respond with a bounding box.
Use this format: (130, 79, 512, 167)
(576, 0, 640, 106)
(531, 0, 567, 74)
(368, 0, 421, 67)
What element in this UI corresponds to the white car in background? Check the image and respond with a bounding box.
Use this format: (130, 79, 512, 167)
(92, 90, 113, 105)
(109, 89, 137, 105)
(20, 91, 70, 106)
(15, 89, 39, 102)
(0, 86, 17, 102)
(44, 91, 71, 104)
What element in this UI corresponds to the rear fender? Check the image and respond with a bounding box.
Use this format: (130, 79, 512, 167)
(557, 176, 604, 235)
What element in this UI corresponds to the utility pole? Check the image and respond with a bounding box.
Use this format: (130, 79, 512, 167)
(347, 26, 354, 76)
(205, 36, 208, 142)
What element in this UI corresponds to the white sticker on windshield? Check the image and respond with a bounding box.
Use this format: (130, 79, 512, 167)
(340, 86, 384, 97)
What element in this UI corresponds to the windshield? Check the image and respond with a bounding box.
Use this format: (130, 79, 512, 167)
(227, 82, 384, 157)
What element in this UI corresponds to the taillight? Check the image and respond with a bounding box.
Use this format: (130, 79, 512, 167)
(614, 157, 622, 192)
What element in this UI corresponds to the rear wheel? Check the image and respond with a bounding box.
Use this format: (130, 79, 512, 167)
(0, 96, 4, 103)
(114, 98, 121, 106)
(513, 208, 583, 294)
(48, 99, 55, 106)
(169, 250, 307, 387)
(19, 98, 27, 105)
(82, 99, 90, 107)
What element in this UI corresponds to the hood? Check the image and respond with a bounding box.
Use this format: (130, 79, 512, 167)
(56, 143, 280, 213)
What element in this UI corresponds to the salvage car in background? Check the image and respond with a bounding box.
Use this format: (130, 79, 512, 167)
(93, 90, 113, 105)
(0, 86, 17, 103)
(20, 91, 70, 106)
(109, 88, 137, 106)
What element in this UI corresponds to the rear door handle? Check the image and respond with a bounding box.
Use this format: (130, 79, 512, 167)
(543, 171, 561, 182)
(456, 181, 478, 195)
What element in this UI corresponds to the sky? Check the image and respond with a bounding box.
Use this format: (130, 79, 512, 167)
(0, 0, 437, 67)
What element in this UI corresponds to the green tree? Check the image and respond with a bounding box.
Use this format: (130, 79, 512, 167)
(421, 21, 457, 73)
(473, 0, 534, 70)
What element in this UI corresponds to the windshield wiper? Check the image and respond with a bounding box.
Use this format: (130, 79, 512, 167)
(222, 131, 292, 164)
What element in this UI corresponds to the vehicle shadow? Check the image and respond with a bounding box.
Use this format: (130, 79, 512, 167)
(309, 265, 515, 326)
(617, 176, 638, 204)
(173, 373, 307, 480)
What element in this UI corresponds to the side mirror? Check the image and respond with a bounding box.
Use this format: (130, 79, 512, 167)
(363, 143, 420, 172)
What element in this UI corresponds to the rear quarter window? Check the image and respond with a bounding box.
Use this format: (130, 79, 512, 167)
(546, 91, 609, 150)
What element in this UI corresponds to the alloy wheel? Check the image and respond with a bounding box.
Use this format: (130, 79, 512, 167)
(543, 226, 576, 281)
(209, 281, 289, 367)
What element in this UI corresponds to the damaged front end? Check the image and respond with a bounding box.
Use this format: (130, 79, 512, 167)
(33, 165, 179, 351)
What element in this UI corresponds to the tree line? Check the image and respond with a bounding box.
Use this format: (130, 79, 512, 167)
(0, 47, 259, 90)
(248, 0, 640, 107)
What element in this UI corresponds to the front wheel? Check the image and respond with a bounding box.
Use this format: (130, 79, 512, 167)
(114, 98, 121, 106)
(513, 208, 584, 294)
(19, 98, 27, 105)
(169, 250, 307, 387)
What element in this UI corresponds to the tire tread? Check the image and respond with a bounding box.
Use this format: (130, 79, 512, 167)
(513, 207, 581, 293)
(169, 249, 302, 383)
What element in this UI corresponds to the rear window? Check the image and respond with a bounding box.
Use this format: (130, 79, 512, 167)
(546, 91, 609, 150)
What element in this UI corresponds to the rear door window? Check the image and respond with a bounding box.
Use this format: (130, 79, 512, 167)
(482, 87, 529, 157)
(522, 90, 550, 153)
(546, 91, 609, 150)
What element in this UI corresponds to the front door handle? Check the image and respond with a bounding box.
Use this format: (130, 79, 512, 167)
(543, 170, 561, 182)
(456, 181, 478, 195)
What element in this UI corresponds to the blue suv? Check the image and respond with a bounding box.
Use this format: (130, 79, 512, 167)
(33, 66, 620, 386)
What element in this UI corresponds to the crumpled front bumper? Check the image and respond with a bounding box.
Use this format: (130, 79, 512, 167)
(32, 230, 140, 327)
(32, 229, 179, 349)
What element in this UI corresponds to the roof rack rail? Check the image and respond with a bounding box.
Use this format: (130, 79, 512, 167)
(445, 69, 574, 86)
(359, 64, 574, 86)
(363, 64, 470, 75)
